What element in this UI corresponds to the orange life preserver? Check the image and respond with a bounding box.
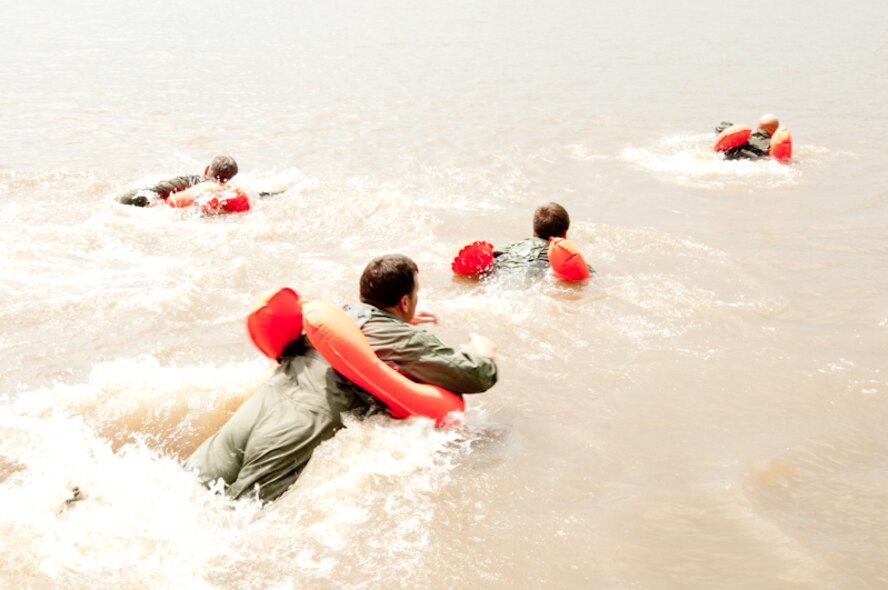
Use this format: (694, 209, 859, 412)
(247, 288, 304, 360)
(714, 124, 752, 152)
(548, 237, 591, 281)
(302, 300, 465, 425)
(452, 240, 495, 276)
(769, 126, 792, 162)
(167, 182, 251, 214)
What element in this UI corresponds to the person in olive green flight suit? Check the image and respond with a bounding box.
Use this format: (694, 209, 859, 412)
(489, 201, 593, 281)
(185, 254, 498, 503)
(118, 155, 238, 207)
(715, 114, 780, 161)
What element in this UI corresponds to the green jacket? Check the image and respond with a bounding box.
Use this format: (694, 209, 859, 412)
(184, 303, 497, 502)
(491, 237, 594, 283)
(118, 174, 208, 207)
(491, 237, 550, 279)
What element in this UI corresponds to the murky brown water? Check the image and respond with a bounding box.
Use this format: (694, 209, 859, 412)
(1, 0, 887, 588)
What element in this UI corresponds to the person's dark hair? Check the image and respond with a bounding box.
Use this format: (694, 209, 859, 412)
(360, 254, 419, 309)
(533, 202, 570, 240)
(207, 155, 238, 183)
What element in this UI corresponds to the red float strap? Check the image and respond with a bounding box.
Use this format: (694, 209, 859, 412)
(452, 240, 495, 276)
(769, 126, 792, 162)
(548, 237, 591, 281)
(714, 124, 752, 152)
(303, 300, 464, 425)
(247, 288, 304, 359)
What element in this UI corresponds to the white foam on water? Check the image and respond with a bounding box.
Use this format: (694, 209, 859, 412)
(621, 133, 803, 190)
(226, 412, 496, 588)
(0, 350, 499, 588)
(0, 408, 259, 589)
(429, 222, 785, 367)
(3, 356, 270, 454)
(564, 144, 610, 161)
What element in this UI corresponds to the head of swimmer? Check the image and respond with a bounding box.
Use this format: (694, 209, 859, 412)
(757, 114, 780, 136)
(204, 155, 239, 184)
(533, 202, 570, 241)
(360, 254, 420, 322)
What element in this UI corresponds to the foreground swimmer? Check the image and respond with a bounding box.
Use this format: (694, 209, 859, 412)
(715, 114, 780, 161)
(489, 202, 593, 280)
(118, 155, 238, 207)
(184, 254, 498, 503)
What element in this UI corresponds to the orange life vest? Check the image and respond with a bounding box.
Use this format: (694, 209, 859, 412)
(548, 237, 591, 281)
(714, 124, 753, 152)
(303, 300, 464, 425)
(167, 182, 251, 214)
(769, 126, 793, 162)
(247, 288, 304, 360)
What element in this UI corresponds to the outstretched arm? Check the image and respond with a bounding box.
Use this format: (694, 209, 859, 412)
(365, 319, 498, 394)
(118, 174, 207, 206)
(149, 174, 207, 200)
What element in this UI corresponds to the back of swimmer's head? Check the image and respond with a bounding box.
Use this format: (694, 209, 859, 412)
(757, 114, 780, 135)
(360, 254, 419, 309)
(206, 155, 238, 183)
(533, 202, 570, 241)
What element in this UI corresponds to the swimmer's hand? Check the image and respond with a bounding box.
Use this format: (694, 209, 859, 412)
(409, 310, 438, 325)
(463, 333, 496, 358)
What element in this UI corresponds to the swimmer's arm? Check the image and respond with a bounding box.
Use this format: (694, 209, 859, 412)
(165, 180, 224, 206)
(150, 174, 207, 200)
(384, 329, 498, 394)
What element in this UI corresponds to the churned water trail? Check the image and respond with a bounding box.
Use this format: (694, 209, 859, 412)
(2, 0, 888, 587)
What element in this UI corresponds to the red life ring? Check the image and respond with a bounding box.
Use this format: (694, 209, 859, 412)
(714, 124, 752, 152)
(303, 300, 464, 425)
(247, 288, 304, 359)
(167, 182, 251, 214)
(452, 240, 495, 276)
(548, 237, 591, 281)
(769, 126, 792, 162)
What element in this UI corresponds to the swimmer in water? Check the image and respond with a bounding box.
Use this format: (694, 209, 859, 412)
(715, 114, 780, 161)
(488, 202, 594, 280)
(184, 254, 498, 503)
(117, 155, 238, 207)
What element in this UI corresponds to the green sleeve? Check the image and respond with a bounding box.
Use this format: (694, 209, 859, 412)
(149, 174, 206, 200)
(366, 321, 497, 394)
(408, 330, 498, 393)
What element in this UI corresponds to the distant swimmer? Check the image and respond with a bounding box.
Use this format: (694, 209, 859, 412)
(118, 155, 239, 207)
(184, 254, 498, 503)
(714, 114, 792, 162)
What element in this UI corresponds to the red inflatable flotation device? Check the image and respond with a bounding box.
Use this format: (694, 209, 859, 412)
(247, 288, 304, 359)
(167, 181, 251, 214)
(302, 300, 464, 425)
(769, 126, 792, 162)
(548, 237, 591, 281)
(452, 240, 495, 276)
(714, 124, 752, 152)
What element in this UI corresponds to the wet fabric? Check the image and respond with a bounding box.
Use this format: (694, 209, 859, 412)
(118, 174, 208, 207)
(184, 303, 497, 503)
(490, 237, 550, 280)
(715, 121, 773, 161)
